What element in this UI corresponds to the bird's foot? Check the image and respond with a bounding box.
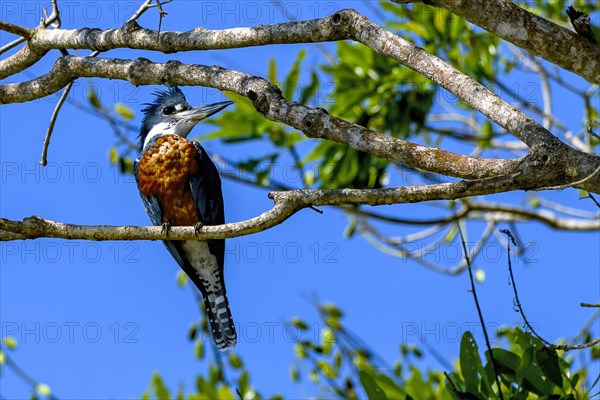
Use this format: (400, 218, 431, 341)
(161, 222, 172, 238)
(194, 222, 205, 236)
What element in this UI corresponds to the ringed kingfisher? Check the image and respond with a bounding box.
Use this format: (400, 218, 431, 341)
(134, 86, 236, 350)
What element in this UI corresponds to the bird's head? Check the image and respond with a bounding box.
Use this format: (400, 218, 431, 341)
(139, 86, 233, 150)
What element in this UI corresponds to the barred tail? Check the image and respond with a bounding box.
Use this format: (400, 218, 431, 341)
(205, 290, 237, 351)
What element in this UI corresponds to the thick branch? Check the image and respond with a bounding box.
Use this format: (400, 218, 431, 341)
(0, 0, 61, 56)
(0, 175, 547, 241)
(2, 56, 600, 191)
(393, 0, 600, 85)
(0, 38, 49, 80)
(0, 9, 563, 148)
(0, 56, 521, 181)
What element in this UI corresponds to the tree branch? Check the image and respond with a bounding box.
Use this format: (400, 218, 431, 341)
(0, 56, 526, 182)
(392, 0, 600, 85)
(127, 0, 173, 23)
(501, 229, 600, 352)
(466, 201, 600, 230)
(0, 20, 34, 38)
(0, 38, 49, 80)
(40, 81, 73, 166)
(3, 55, 600, 192)
(0, 9, 569, 149)
(0, 174, 543, 241)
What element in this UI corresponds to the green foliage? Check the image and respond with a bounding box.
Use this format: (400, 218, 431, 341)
(381, 2, 502, 83)
(439, 328, 596, 400)
(282, 304, 597, 400)
(1, 336, 17, 350)
(114, 103, 135, 120)
(65, 4, 598, 400)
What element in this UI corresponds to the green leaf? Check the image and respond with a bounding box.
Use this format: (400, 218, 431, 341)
(321, 303, 343, 319)
(268, 57, 278, 86)
(188, 323, 197, 341)
(321, 327, 335, 355)
(290, 318, 308, 331)
(479, 121, 493, 149)
(375, 373, 405, 398)
(289, 366, 300, 382)
(195, 340, 204, 359)
(460, 331, 480, 395)
(152, 372, 170, 400)
(344, 218, 358, 238)
(238, 370, 250, 395)
(228, 353, 243, 369)
(359, 370, 389, 400)
(474, 269, 486, 284)
(444, 225, 457, 242)
(114, 103, 135, 120)
(87, 89, 101, 108)
(517, 346, 554, 396)
(2, 337, 17, 350)
(176, 270, 188, 287)
(535, 347, 563, 388)
(530, 197, 541, 208)
(283, 50, 306, 100)
(294, 343, 307, 359)
(334, 352, 342, 369)
(176, 384, 184, 400)
(108, 147, 119, 165)
(592, 345, 600, 359)
(488, 348, 520, 375)
(300, 71, 320, 105)
(35, 383, 51, 397)
(216, 385, 236, 399)
(316, 360, 338, 378)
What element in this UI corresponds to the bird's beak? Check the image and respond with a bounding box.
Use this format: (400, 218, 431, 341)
(175, 101, 234, 122)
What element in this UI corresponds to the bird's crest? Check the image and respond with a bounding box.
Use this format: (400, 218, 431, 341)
(138, 86, 189, 149)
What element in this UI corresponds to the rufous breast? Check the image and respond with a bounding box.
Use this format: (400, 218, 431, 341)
(137, 134, 200, 226)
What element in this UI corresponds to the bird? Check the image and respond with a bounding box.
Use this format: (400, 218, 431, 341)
(566, 6, 598, 44)
(133, 86, 237, 350)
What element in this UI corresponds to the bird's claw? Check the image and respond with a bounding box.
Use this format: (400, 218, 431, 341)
(161, 222, 172, 238)
(194, 222, 205, 236)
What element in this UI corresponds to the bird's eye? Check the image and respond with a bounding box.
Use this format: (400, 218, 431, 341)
(162, 105, 176, 115)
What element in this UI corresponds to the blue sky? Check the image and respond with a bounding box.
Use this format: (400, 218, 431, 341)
(1, 1, 599, 398)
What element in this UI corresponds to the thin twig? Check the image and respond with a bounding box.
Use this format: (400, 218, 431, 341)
(127, 0, 153, 22)
(40, 81, 73, 166)
(501, 229, 600, 352)
(539, 165, 600, 191)
(127, 0, 173, 23)
(155, 0, 169, 37)
(585, 193, 600, 209)
(589, 121, 600, 140)
(1, 349, 59, 400)
(580, 303, 600, 308)
(0, 0, 60, 55)
(308, 206, 323, 214)
(553, 338, 600, 351)
(457, 222, 504, 399)
(500, 229, 552, 345)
